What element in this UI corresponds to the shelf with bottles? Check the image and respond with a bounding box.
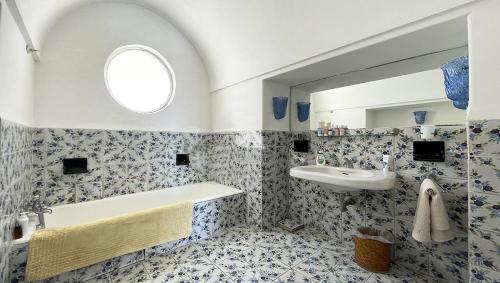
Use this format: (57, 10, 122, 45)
(312, 126, 399, 138)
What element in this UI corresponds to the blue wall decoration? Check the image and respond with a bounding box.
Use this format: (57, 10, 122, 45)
(272, 97, 288, 120)
(441, 56, 469, 110)
(297, 102, 311, 122)
(413, 111, 427, 125)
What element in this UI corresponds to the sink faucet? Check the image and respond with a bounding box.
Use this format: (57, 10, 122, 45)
(25, 194, 52, 229)
(343, 158, 354, 168)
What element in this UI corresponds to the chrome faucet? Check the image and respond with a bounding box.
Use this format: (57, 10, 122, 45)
(25, 194, 52, 229)
(343, 157, 354, 168)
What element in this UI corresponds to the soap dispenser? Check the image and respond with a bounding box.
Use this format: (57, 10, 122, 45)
(316, 150, 326, 166)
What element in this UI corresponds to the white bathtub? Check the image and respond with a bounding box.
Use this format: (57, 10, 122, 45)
(44, 182, 243, 228)
(10, 182, 244, 282)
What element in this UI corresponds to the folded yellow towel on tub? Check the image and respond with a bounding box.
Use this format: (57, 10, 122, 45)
(26, 201, 193, 282)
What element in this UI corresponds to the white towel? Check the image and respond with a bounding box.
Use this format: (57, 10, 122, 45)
(412, 178, 454, 243)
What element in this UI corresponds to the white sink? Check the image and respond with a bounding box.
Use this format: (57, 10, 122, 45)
(290, 165, 396, 193)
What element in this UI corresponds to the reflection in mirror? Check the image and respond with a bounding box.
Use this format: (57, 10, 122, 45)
(291, 47, 468, 131)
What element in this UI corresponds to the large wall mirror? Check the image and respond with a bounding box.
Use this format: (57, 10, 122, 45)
(290, 46, 467, 132)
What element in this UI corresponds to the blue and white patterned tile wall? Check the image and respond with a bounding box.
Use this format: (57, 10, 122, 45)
(0, 118, 34, 283)
(467, 119, 500, 283)
(207, 132, 264, 227)
(207, 131, 292, 229)
(3, 127, 277, 243)
(288, 126, 469, 282)
(1, 119, 477, 282)
(262, 131, 291, 229)
(33, 129, 275, 227)
(2, 124, 273, 281)
(31, 129, 210, 207)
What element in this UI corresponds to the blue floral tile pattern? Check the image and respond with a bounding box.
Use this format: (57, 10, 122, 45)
(429, 236, 469, 282)
(429, 152, 467, 179)
(470, 265, 500, 283)
(143, 253, 212, 282)
(365, 134, 394, 170)
(0, 118, 472, 283)
(216, 257, 288, 282)
(274, 269, 316, 283)
(469, 120, 500, 156)
(469, 192, 500, 233)
(334, 258, 373, 282)
(469, 229, 500, 272)
(109, 263, 152, 282)
(365, 265, 429, 282)
(177, 266, 232, 283)
(470, 156, 500, 194)
(288, 126, 469, 279)
(10, 225, 456, 282)
(75, 250, 144, 281)
(468, 119, 500, 282)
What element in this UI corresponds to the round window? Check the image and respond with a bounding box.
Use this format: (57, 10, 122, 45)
(104, 45, 175, 113)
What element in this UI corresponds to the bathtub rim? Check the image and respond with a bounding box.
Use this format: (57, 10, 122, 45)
(49, 181, 243, 210)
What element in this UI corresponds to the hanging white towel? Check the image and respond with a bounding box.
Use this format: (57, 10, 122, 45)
(412, 178, 454, 243)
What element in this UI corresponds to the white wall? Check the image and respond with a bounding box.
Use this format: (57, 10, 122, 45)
(34, 2, 210, 131)
(210, 79, 262, 132)
(9, 0, 499, 131)
(366, 102, 465, 128)
(312, 69, 447, 112)
(262, 80, 290, 131)
(314, 109, 367, 130)
(468, 0, 500, 120)
(16, 0, 475, 91)
(154, 0, 474, 91)
(0, 0, 35, 125)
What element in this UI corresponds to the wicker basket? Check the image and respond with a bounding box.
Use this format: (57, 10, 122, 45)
(354, 227, 392, 273)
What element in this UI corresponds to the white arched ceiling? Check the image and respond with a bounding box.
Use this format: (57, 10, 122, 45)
(17, 0, 475, 91)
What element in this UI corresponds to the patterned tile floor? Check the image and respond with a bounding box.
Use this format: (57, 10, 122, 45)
(85, 226, 429, 283)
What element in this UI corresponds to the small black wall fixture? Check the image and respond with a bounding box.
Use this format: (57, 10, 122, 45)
(413, 141, 445, 162)
(176, 154, 190, 166)
(293, 140, 310, 153)
(63, 158, 88, 174)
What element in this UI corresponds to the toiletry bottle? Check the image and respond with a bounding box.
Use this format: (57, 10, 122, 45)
(339, 125, 345, 136)
(316, 151, 326, 166)
(17, 213, 29, 238)
(13, 223, 22, 240)
(316, 128, 323, 137)
(334, 125, 339, 136)
(382, 155, 391, 174)
(323, 123, 329, 136)
(328, 127, 333, 136)
(317, 122, 325, 137)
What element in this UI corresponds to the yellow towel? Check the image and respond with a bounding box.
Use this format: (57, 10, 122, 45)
(26, 201, 193, 281)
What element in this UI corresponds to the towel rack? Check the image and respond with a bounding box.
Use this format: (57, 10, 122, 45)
(425, 174, 444, 197)
(423, 174, 441, 196)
